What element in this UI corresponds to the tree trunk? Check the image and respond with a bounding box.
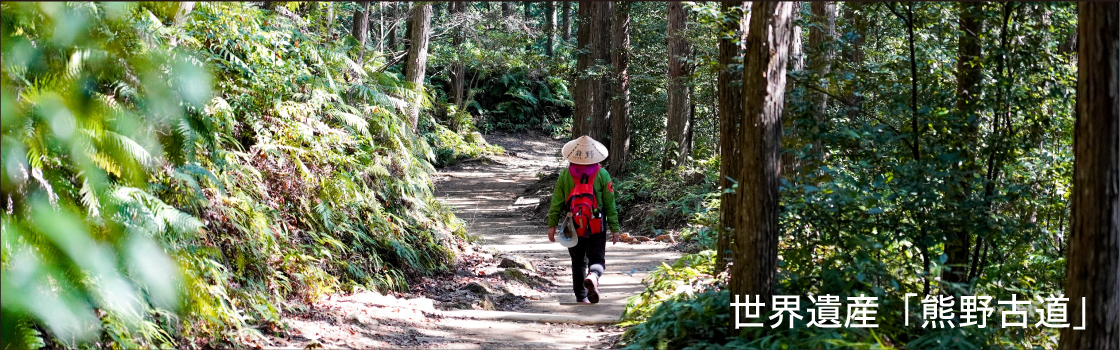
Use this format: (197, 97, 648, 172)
(571, 1, 593, 137)
(545, 1, 556, 56)
(352, 1, 371, 61)
(840, 2, 865, 118)
(716, 1, 749, 272)
(503, 2, 514, 17)
(730, 0, 793, 319)
(1060, 2, 1119, 349)
(590, 1, 613, 148)
(403, 5, 414, 71)
(608, 1, 631, 175)
(320, 2, 335, 41)
(561, 1, 572, 43)
(942, 1, 984, 288)
(405, 3, 432, 130)
(662, 1, 692, 170)
(789, 2, 804, 71)
(525, 2, 534, 51)
(450, 1, 466, 108)
(807, 1, 835, 124)
(387, 3, 398, 51)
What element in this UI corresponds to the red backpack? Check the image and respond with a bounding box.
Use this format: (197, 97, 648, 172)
(566, 167, 604, 237)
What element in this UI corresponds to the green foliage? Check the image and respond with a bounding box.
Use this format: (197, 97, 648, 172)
(621, 2, 1077, 349)
(621, 251, 719, 327)
(1, 2, 208, 348)
(425, 7, 574, 135)
(614, 156, 721, 235)
(621, 289, 731, 350)
(422, 114, 504, 167)
(2, 2, 470, 348)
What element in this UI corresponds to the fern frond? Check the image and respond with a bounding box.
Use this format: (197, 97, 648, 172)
(106, 131, 154, 167)
(328, 110, 369, 135)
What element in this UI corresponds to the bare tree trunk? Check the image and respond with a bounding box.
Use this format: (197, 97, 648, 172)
(352, 1, 372, 61)
(571, 1, 593, 137)
(545, 1, 556, 56)
(403, 4, 414, 71)
(662, 1, 692, 170)
(450, 1, 466, 108)
(942, 1, 984, 288)
(730, 0, 793, 319)
(405, 3, 432, 130)
(172, 2, 195, 25)
(591, 1, 613, 147)
(608, 1, 631, 175)
(789, 2, 804, 71)
(807, 1, 835, 122)
(525, 2, 534, 51)
(561, 1, 572, 43)
(319, 2, 335, 41)
(503, 2, 514, 17)
(716, 1, 749, 272)
(1060, 2, 1120, 349)
(841, 2, 865, 118)
(387, 3, 398, 51)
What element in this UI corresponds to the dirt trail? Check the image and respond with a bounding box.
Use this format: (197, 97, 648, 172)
(259, 133, 680, 349)
(433, 133, 681, 319)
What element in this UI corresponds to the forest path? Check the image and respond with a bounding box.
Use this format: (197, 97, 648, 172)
(260, 132, 679, 349)
(427, 132, 681, 348)
(433, 132, 680, 318)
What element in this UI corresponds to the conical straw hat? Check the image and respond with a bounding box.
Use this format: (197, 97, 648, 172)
(562, 136, 609, 165)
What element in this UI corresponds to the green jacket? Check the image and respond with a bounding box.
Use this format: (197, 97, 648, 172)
(547, 167, 621, 232)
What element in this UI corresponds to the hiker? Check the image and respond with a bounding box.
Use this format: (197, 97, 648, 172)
(547, 136, 620, 304)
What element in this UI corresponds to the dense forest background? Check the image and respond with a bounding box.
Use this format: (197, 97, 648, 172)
(2, 1, 1116, 349)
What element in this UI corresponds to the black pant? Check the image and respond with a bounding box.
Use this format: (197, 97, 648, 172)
(568, 230, 606, 300)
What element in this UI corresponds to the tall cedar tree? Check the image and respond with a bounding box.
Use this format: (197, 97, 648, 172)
(840, 2, 865, 117)
(663, 1, 692, 170)
(545, 1, 555, 57)
(788, 2, 803, 71)
(1060, 2, 1119, 348)
(572, 1, 592, 137)
(806, 1, 834, 163)
(318, 2, 334, 41)
(590, 1, 613, 148)
(807, 1, 834, 115)
(387, 3, 398, 51)
(450, 1, 466, 107)
(730, 0, 793, 319)
(943, 1, 984, 287)
(716, 1, 749, 271)
(524, 2, 533, 51)
(561, 1, 571, 42)
(351, 2, 371, 60)
(405, 3, 432, 130)
(608, 1, 631, 175)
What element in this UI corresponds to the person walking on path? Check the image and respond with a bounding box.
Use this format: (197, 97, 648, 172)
(547, 136, 621, 304)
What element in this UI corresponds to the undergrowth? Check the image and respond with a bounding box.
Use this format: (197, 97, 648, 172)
(2, 3, 478, 348)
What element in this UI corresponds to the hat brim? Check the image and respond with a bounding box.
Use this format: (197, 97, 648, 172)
(561, 136, 609, 164)
(557, 232, 578, 247)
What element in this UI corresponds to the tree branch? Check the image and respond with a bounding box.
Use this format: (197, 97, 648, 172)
(788, 76, 917, 155)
